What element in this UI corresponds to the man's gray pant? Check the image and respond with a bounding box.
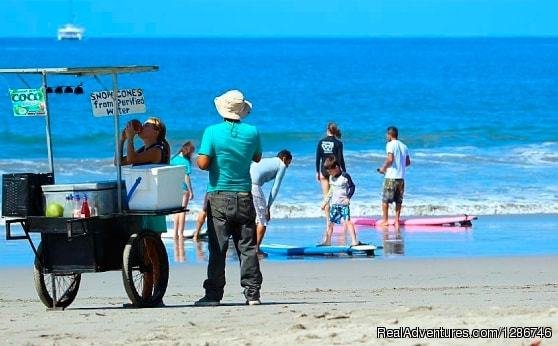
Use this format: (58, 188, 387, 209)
(203, 191, 262, 301)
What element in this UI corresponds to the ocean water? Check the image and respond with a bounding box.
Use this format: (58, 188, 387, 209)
(0, 37, 557, 220)
(2, 214, 558, 267)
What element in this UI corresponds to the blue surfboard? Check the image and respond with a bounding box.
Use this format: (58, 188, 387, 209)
(260, 243, 376, 256)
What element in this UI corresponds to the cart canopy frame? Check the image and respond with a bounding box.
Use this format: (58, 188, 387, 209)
(0, 66, 158, 75)
(0, 65, 159, 213)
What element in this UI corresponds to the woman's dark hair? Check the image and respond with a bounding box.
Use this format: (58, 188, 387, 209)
(277, 149, 292, 161)
(328, 122, 341, 139)
(146, 117, 170, 164)
(161, 139, 171, 164)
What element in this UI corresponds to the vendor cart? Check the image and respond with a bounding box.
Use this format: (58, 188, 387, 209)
(1, 66, 180, 309)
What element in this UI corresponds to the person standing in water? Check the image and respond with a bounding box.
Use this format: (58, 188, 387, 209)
(377, 126, 411, 227)
(170, 141, 195, 239)
(315, 122, 346, 233)
(319, 156, 361, 247)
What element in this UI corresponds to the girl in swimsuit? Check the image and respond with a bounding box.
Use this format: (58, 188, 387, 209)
(170, 141, 196, 239)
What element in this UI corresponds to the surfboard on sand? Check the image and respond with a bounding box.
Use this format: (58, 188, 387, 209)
(260, 243, 376, 256)
(353, 214, 477, 227)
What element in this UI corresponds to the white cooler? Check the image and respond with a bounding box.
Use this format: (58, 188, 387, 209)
(122, 164, 184, 211)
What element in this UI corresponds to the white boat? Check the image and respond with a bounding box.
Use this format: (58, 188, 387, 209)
(57, 23, 84, 40)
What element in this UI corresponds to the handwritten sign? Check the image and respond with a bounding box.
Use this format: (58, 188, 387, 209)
(90, 88, 146, 117)
(9, 88, 47, 116)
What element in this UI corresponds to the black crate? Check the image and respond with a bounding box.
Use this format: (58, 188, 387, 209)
(2, 173, 54, 217)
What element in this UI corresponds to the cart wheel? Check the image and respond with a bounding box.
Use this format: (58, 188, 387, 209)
(33, 243, 81, 309)
(122, 232, 169, 308)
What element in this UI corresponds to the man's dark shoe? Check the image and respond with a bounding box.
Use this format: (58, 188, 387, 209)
(194, 296, 220, 306)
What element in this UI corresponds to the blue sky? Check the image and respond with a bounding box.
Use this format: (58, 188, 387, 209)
(0, 0, 556, 38)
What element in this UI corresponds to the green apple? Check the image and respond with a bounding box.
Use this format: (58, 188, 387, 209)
(45, 202, 64, 217)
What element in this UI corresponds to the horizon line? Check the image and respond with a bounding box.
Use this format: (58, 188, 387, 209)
(1, 35, 558, 40)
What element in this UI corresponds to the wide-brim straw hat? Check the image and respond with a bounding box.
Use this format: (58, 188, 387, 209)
(214, 90, 252, 120)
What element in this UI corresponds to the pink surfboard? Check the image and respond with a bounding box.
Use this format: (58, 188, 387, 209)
(354, 224, 470, 233)
(352, 214, 477, 227)
(333, 223, 471, 233)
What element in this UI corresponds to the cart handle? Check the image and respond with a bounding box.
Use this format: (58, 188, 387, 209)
(5, 218, 42, 262)
(5, 218, 28, 240)
(126, 176, 142, 203)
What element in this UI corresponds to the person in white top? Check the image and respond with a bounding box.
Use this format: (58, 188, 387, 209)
(377, 126, 411, 227)
(250, 150, 293, 254)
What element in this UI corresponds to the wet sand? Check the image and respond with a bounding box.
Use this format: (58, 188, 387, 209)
(0, 255, 556, 345)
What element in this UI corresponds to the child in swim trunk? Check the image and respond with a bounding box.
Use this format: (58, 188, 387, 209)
(319, 156, 362, 247)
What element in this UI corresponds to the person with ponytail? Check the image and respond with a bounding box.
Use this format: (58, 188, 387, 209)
(170, 141, 196, 239)
(119, 116, 171, 166)
(117, 116, 171, 302)
(315, 122, 346, 233)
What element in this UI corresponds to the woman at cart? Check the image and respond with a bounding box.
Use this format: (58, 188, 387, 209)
(117, 116, 171, 301)
(118, 117, 171, 166)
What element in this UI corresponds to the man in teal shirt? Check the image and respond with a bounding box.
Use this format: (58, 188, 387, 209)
(195, 90, 263, 306)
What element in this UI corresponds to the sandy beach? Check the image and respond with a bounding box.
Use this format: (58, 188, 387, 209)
(0, 255, 556, 345)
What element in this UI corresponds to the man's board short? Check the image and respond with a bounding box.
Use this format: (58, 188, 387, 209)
(382, 178, 405, 204)
(329, 204, 350, 224)
(251, 184, 268, 226)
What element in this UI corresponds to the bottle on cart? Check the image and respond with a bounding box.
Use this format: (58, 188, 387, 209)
(89, 197, 98, 217)
(73, 193, 81, 218)
(81, 194, 91, 218)
(63, 194, 73, 218)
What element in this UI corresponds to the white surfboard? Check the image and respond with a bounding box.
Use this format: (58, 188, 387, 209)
(161, 228, 207, 239)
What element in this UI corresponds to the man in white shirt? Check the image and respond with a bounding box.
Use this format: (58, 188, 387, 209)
(250, 150, 293, 254)
(378, 126, 411, 227)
